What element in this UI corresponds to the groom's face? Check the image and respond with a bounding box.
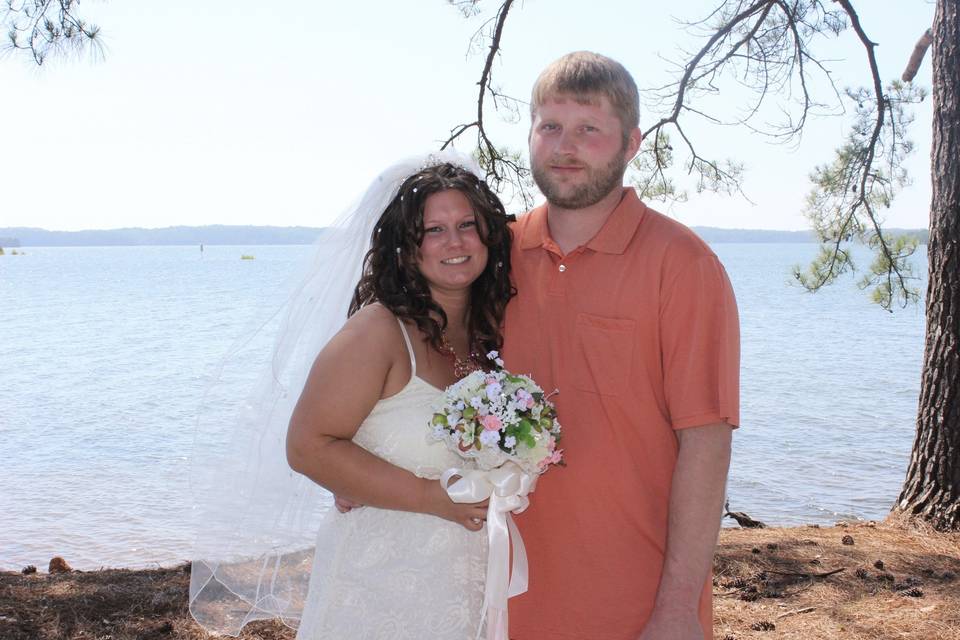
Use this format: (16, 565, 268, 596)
(529, 93, 636, 210)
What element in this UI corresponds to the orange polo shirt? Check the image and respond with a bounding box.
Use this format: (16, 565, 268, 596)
(502, 189, 740, 640)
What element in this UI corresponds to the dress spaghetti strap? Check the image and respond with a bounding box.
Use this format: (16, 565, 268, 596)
(396, 317, 417, 373)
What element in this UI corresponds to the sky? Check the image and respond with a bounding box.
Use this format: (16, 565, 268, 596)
(0, 0, 938, 232)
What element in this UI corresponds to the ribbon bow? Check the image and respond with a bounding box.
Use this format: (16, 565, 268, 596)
(441, 462, 538, 640)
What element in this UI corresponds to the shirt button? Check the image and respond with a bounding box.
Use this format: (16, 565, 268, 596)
(558, 264, 567, 273)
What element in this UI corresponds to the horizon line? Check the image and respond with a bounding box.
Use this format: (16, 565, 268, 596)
(2, 223, 856, 234)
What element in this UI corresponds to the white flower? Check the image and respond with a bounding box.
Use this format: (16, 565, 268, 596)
(486, 350, 505, 367)
(458, 383, 478, 403)
(504, 435, 516, 449)
(485, 382, 502, 401)
(469, 396, 485, 411)
(479, 430, 500, 447)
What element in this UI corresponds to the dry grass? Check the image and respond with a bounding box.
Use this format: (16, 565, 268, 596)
(1, 520, 958, 639)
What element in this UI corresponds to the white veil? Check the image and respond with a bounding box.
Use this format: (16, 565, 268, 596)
(188, 149, 484, 636)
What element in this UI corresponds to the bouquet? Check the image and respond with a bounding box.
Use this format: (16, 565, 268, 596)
(428, 351, 563, 640)
(430, 351, 564, 474)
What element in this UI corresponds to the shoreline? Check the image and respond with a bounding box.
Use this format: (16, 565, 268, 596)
(0, 515, 900, 575)
(2, 521, 958, 639)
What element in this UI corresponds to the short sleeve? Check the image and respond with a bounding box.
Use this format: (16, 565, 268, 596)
(660, 254, 740, 430)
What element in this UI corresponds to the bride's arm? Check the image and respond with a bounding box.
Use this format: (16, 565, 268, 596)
(286, 306, 486, 530)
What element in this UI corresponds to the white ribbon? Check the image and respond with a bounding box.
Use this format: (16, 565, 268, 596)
(441, 462, 538, 640)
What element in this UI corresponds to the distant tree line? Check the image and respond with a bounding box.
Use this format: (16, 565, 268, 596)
(0, 226, 325, 247)
(0, 225, 930, 248)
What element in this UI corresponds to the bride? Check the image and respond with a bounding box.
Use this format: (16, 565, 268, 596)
(189, 151, 515, 639)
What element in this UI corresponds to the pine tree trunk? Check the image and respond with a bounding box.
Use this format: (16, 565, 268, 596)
(894, 0, 960, 530)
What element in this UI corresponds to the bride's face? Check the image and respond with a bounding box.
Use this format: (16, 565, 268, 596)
(416, 189, 489, 297)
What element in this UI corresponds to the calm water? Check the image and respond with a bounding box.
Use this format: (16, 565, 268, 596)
(0, 243, 926, 570)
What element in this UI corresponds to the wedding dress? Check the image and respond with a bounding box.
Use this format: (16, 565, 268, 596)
(295, 318, 487, 640)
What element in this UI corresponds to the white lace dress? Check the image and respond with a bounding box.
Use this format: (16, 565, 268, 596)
(295, 321, 487, 640)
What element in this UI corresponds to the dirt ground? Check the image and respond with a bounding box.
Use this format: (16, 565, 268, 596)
(2, 519, 958, 639)
(713, 518, 960, 639)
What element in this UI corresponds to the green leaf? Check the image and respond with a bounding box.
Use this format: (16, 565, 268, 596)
(516, 420, 532, 439)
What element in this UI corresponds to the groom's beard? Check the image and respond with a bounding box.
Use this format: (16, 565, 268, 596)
(532, 149, 628, 210)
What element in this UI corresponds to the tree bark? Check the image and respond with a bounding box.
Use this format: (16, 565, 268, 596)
(895, 0, 960, 530)
(902, 28, 933, 83)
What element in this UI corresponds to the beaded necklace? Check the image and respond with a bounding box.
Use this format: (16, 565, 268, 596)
(439, 331, 482, 378)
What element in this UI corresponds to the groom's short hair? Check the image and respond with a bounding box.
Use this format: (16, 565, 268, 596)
(530, 51, 640, 137)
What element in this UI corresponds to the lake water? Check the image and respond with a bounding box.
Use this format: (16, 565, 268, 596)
(0, 243, 927, 570)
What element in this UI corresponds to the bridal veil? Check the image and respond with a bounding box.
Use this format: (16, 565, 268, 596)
(188, 149, 484, 635)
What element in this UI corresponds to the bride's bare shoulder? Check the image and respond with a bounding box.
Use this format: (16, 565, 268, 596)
(339, 302, 403, 346)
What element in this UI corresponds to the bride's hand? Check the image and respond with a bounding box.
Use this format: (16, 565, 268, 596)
(422, 479, 489, 531)
(333, 495, 363, 513)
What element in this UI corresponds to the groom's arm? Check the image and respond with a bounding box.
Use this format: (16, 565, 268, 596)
(647, 250, 739, 638)
(637, 421, 732, 640)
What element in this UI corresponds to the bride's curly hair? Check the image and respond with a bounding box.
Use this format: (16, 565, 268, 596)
(349, 162, 515, 362)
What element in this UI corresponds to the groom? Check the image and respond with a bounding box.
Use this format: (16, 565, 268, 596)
(500, 51, 739, 640)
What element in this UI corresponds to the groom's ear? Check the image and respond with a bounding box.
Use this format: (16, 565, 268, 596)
(625, 127, 642, 161)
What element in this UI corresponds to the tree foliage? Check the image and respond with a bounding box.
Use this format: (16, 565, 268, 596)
(449, 0, 960, 531)
(449, 0, 926, 310)
(443, 0, 535, 209)
(3, 0, 102, 65)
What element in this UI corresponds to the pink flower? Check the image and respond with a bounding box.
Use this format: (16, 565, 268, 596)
(538, 449, 564, 471)
(480, 414, 502, 432)
(515, 389, 536, 409)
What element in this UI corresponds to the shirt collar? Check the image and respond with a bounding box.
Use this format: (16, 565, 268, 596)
(517, 188, 647, 255)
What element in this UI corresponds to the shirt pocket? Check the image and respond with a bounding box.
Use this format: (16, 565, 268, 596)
(571, 313, 636, 397)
